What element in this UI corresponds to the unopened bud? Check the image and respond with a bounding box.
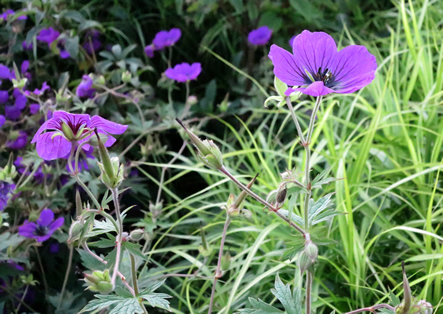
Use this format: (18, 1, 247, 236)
(129, 229, 144, 242)
(84, 270, 113, 294)
(297, 251, 312, 274)
(187, 95, 198, 106)
(276, 183, 287, 205)
(97, 75, 106, 85)
(122, 71, 132, 83)
(95, 129, 124, 189)
(227, 174, 258, 216)
(304, 240, 318, 262)
(68, 220, 85, 244)
(0, 153, 17, 180)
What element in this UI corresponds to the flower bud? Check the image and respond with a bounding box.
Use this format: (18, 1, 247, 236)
(129, 229, 145, 242)
(0, 153, 17, 181)
(122, 71, 132, 83)
(297, 251, 312, 274)
(84, 270, 113, 294)
(402, 262, 412, 313)
(304, 240, 318, 262)
(68, 220, 85, 244)
(221, 252, 231, 271)
(226, 174, 258, 216)
(276, 183, 287, 205)
(176, 119, 223, 170)
(187, 95, 198, 106)
(97, 75, 106, 85)
(95, 129, 124, 189)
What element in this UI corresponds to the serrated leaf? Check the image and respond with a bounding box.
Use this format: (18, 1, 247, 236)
(389, 287, 401, 306)
(277, 209, 304, 226)
(80, 295, 143, 314)
(271, 274, 301, 314)
(139, 292, 171, 309)
(311, 209, 340, 225)
(311, 177, 337, 189)
(123, 242, 146, 261)
(308, 193, 334, 226)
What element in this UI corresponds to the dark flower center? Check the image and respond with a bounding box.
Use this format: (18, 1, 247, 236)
(34, 225, 49, 236)
(305, 67, 338, 88)
(58, 116, 86, 136)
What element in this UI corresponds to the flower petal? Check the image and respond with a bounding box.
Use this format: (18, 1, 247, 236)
(329, 45, 377, 94)
(292, 30, 337, 77)
(52, 111, 91, 128)
(37, 209, 54, 227)
(291, 81, 335, 97)
(269, 44, 307, 86)
(18, 222, 37, 238)
(36, 132, 72, 160)
(48, 217, 64, 233)
(89, 115, 128, 135)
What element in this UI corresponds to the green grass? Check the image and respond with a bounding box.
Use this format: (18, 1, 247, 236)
(135, 0, 443, 313)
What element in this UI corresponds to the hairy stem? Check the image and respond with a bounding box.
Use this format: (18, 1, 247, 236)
(219, 167, 306, 235)
(345, 304, 395, 313)
(130, 254, 149, 314)
(285, 97, 306, 143)
(57, 244, 74, 310)
(306, 271, 313, 314)
(111, 188, 123, 287)
(208, 216, 231, 314)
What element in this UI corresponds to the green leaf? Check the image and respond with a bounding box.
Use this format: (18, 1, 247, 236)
(139, 279, 171, 309)
(311, 209, 341, 226)
(237, 297, 283, 313)
(277, 209, 304, 226)
(389, 287, 401, 306)
(123, 242, 146, 261)
(270, 274, 301, 314)
(308, 193, 335, 225)
(274, 77, 288, 97)
(65, 36, 79, 59)
(311, 168, 337, 189)
(80, 295, 143, 314)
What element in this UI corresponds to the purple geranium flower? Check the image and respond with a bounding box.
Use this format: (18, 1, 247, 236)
(76, 75, 95, 98)
(248, 26, 273, 46)
(268, 30, 377, 97)
(4, 105, 22, 121)
(82, 30, 101, 54)
(6, 131, 27, 149)
(36, 27, 60, 46)
(22, 41, 33, 50)
(30, 103, 40, 114)
(165, 63, 201, 83)
(0, 115, 5, 128)
(0, 181, 15, 211)
(26, 82, 50, 96)
(153, 28, 181, 50)
(144, 45, 154, 58)
(0, 64, 13, 80)
(18, 209, 64, 242)
(31, 111, 128, 160)
(0, 90, 8, 103)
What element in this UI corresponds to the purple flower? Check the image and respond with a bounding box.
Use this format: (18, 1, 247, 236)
(30, 103, 40, 114)
(18, 209, 64, 242)
(153, 28, 181, 50)
(248, 26, 273, 46)
(269, 30, 377, 97)
(0, 115, 5, 128)
(0, 90, 8, 103)
(22, 41, 33, 50)
(31, 111, 128, 160)
(144, 45, 154, 58)
(36, 27, 60, 46)
(6, 131, 27, 149)
(57, 39, 70, 59)
(21, 60, 29, 73)
(76, 75, 95, 98)
(0, 181, 15, 210)
(33, 82, 50, 96)
(4, 105, 22, 121)
(14, 96, 27, 110)
(0, 64, 12, 80)
(165, 63, 202, 83)
(82, 30, 101, 54)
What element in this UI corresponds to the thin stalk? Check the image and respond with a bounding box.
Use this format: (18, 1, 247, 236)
(57, 244, 74, 310)
(285, 97, 305, 143)
(344, 304, 395, 313)
(130, 254, 149, 314)
(34, 247, 48, 295)
(15, 284, 29, 314)
(74, 175, 101, 210)
(180, 81, 191, 119)
(111, 188, 123, 286)
(220, 167, 306, 235)
(208, 216, 231, 314)
(306, 271, 313, 314)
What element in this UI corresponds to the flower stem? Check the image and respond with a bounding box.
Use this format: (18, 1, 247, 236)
(111, 188, 123, 287)
(74, 175, 101, 210)
(285, 97, 306, 143)
(130, 253, 149, 314)
(57, 244, 74, 310)
(219, 166, 306, 235)
(344, 304, 395, 313)
(306, 271, 313, 314)
(208, 215, 231, 314)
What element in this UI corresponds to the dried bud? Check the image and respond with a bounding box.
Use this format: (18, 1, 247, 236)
(226, 174, 258, 217)
(276, 183, 287, 205)
(129, 229, 145, 242)
(84, 270, 113, 294)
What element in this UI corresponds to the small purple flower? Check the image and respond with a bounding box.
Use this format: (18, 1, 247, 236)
(6, 131, 27, 149)
(57, 39, 70, 59)
(24, 82, 50, 96)
(31, 111, 128, 160)
(165, 63, 201, 83)
(0, 115, 5, 128)
(36, 27, 60, 46)
(18, 209, 64, 242)
(144, 45, 155, 58)
(4, 105, 22, 121)
(248, 26, 273, 46)
(14, 96, 27, 110)
(268, 30, 377, 97)
(30, 103, 40, 114)
(82, 30, 101, 54)
(76, 75, 95, 98)
(0, 181, 15, 211)
(22, 41, 33, 50)
(0, 90, 8, 103)
(0, 64, 12, 80)
(152, 28, 181, 50)
(21, 60, 29, 73)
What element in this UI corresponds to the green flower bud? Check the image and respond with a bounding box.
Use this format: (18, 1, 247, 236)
(129, 229, 145, 242)
(402, 262, 412, 313)
(221, 252, 231, 271)
(198, 244, 213, 257)
(122, 71, 132, 83)
(97, 75, 106, 85)
(28, 211, 40, 222)
(68, 220, 85, 244)
(85, 270, 113, 294)
(187, 95, 198, 106)
(0, 153, 17, 181)
(297, 251, 312, 274)
(304, 240, 318, 262)
(95, 129, 124, 189)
